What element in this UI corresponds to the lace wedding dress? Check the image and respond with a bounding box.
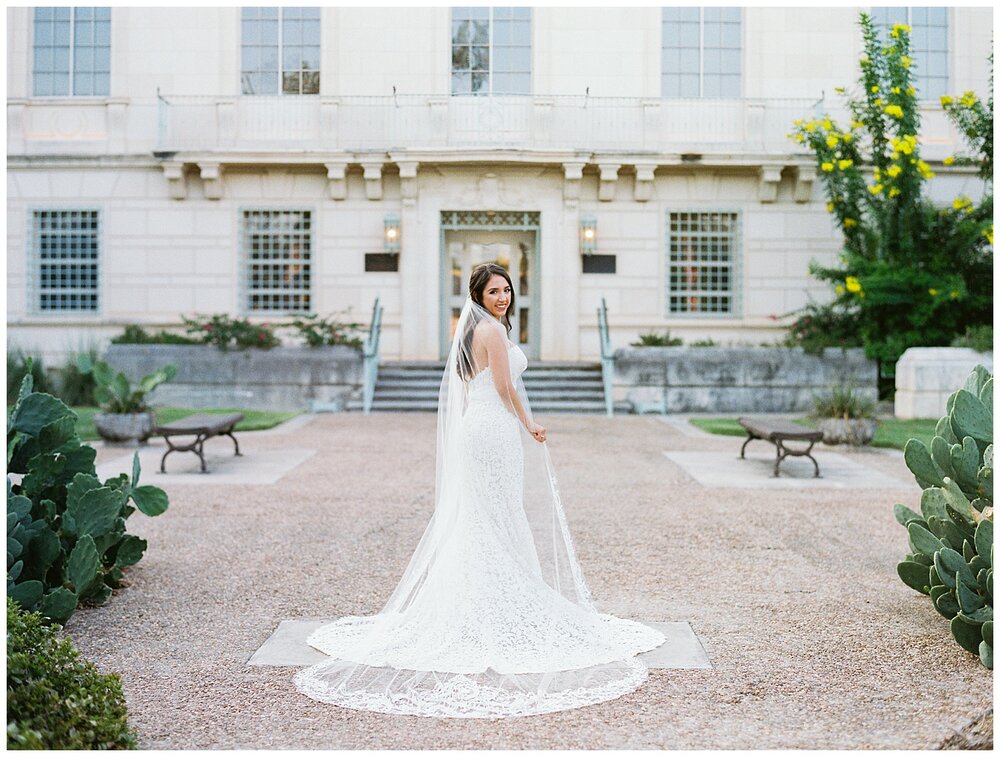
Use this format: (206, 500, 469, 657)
(294, 297, 665, 718)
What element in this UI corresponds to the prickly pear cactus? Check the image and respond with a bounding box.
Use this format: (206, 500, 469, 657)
(6, 361, 168, 626)
(895, 365, 993, 669)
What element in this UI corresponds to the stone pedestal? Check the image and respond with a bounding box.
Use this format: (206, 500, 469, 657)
(894, 347, 994, 419)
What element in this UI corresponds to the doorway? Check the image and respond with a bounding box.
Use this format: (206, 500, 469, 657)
(441, 224, 539, 359)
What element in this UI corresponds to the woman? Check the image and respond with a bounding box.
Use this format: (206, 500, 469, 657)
(294, 264, 665, 718)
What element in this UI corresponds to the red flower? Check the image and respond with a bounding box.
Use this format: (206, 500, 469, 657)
(204, 324, 214, 331)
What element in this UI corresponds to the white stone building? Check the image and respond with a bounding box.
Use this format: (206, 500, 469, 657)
(6, 6, 993, 364)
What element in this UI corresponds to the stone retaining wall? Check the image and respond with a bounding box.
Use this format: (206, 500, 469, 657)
(104, 344, 364, 413)
(612, 346, 877, 414)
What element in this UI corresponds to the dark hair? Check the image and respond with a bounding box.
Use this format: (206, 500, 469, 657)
(458, 264, 515, 381)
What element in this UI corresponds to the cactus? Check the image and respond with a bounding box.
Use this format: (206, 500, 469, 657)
(895, 365, 993, 669)
(6, 361, 169, 625)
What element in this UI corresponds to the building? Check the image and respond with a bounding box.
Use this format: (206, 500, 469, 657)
(6, 6, 992, 365)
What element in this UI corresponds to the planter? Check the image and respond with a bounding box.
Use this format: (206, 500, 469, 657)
(817, 417, 877, 446)
(93, 411, 156, 443)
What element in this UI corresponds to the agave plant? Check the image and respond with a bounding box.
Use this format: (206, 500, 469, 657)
(78, 354, 176, 414)
(894, 365, 993, 669)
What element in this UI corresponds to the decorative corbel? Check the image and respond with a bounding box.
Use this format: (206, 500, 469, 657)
(562, 161, 585, 206)
(598, 163, 621, 202)
(793, 164, 816, 203)
(197, 161, 223, 200)
(161, 160, 187, 200)
(325, 162, 348, 200)
(634, 163, 656, 202)
(361, 162, 383, 201)
(397, 161, 419, 207)
(758, 163, 783, 203)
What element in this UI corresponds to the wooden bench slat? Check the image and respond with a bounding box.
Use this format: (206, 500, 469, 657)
(155, 413, 244, 434)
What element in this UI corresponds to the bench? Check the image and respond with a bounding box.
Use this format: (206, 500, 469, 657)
(155, 413, 244, 474)
(737, 416, 824, 478)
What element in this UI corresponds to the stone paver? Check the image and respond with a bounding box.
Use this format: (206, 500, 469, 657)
(65, 413, 991, 749)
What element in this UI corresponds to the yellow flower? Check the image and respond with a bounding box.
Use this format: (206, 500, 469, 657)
(892, 86, 901, 94)
(871, 85, 880, 93)
(821, 162, 834, 172)
(845, 276, 862, 292)
(940, 95, 954, 107)
(961, 91, 978, 106)
(826, 134, 839, 148)
(953, 196, 972, 211)
(888, 187, 901, 198)
(838, 159, 853, 170)
(868, 184, 884, 195)
(834, 86, 845, 94)
(843, 218, 857, 229)
(886, 164, 902, 178)
(906, 86, 916, 96)
(900, 56, 912, 68)
(984, 225, 994, 245)
(943, 156, 955, 165)
(890, 23, 911, 37)
(850, 119, 865, 130)
(835, 285, 846, 295)
(928, 288, 939, 296)
(842, 132, 853, 143)
(826, 201, 835, 213)
(873, 167, 881, 178)
(949, 290, 960, 299)
(821, 117, 833, 130)
(860, 56, 869, 65)
(884, 104, 904, 118)
(874, 98, 883, 106)
(891, 151, 900, 160)
(804, 122, 816, 133)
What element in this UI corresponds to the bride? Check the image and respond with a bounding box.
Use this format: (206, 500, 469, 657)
(294, 263, 665, 718)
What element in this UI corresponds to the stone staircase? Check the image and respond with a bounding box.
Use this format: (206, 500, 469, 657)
(348, 361, 632, 413)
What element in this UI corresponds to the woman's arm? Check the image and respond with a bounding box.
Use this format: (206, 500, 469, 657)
(480, 324, 532, 430)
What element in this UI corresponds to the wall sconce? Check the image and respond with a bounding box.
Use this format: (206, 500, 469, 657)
(383, 213, 400, 253)
(580, 215, 597, 254)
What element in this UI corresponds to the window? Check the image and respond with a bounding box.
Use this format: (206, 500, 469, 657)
(242, 210, 312, 312)
(667, 211, 739, 315)
(241, 7, 320, 95)
(32, 7, 110, 96)
(661, 7, 741, 98)
(451, 7, 531, 95)
(32, 210, 100, 312)
(871, 7, 948, 100)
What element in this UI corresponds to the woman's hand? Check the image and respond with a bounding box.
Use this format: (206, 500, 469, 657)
(528, 422, 547, 444)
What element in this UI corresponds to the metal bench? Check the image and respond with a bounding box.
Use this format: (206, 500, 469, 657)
(737, 416, 824, 478)
(154, 413, 244, 474)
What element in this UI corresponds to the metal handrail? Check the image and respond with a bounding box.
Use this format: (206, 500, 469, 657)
(362, 295, 383, 414)
(597, 297, 614, 417)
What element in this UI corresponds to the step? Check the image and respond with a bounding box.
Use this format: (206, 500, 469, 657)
(346, 399, 634, 414)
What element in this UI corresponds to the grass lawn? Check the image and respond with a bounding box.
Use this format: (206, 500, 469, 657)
(687, 416, 939, 451)
(70, 406, 299, 442)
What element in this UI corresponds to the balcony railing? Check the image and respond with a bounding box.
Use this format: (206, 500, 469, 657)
(7, 93, 964, 159)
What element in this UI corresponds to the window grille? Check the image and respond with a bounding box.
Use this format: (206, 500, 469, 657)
(667, 211, 739, 315)
(32, 209, 100, 312)
(242, 209, 312, 312)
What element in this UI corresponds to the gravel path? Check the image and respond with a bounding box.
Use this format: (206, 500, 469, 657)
(67, 413, 992, 749)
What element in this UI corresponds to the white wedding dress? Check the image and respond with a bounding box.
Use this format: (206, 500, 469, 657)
(294, 298, 665, 718)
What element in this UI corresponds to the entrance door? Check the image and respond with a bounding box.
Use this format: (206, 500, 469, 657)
(443, 229, 537, 359)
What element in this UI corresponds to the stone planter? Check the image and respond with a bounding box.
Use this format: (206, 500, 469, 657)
(894, 347, 994, 419)
(93, 411, 156, 443)
(817, 417, 877, 446)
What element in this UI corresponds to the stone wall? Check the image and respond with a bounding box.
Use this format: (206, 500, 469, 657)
(104, 344, 364, 413)
(613, 346, 877, 413)
(894, 347, 994, 419)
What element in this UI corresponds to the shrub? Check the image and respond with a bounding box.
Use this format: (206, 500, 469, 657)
(55, 349, 99, 407)
(951, 324, 994, 353)
(7, 363, 169, 626)
(894, 365, 993, 669)
(78, 354, 176, 414)
(181, 313, 280, 350)
(7, 350, 52, 404)
(111, 324, 200, 345)
(811, 381, 877, 420)
(689, 338, 719, 347)
(630, 331, 683, 347)
(289, 313, 366, 348)
(6, 598, 138, 749)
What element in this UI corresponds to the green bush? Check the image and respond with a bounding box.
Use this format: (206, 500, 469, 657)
(7, 363, 170, 626)
(111, 324, 200, 345)
(690, 338, 719, 347)
(7, 351, 52, 405)
(630, 331, 684, 347)
(55, 349, 99, 407)
(951, 324, 994, 353)
(894, 365, 993, 669)
(182, 313, 280, 350)
(6, 598, 137, 749)
(78, 354, 176, 414)
(811, 381, 877, 419)
(289, 313, 366, 348)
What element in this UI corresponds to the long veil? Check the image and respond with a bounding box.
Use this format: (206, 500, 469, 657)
(294, 296, 665, 718)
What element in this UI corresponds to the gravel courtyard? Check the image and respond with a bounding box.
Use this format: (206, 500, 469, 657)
(67, 413, 992, 749)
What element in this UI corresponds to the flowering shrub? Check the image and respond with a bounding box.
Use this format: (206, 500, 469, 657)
(787, 14, 992, 381)
(181, 314, 280, 350)
(289, 313, 366, 349)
